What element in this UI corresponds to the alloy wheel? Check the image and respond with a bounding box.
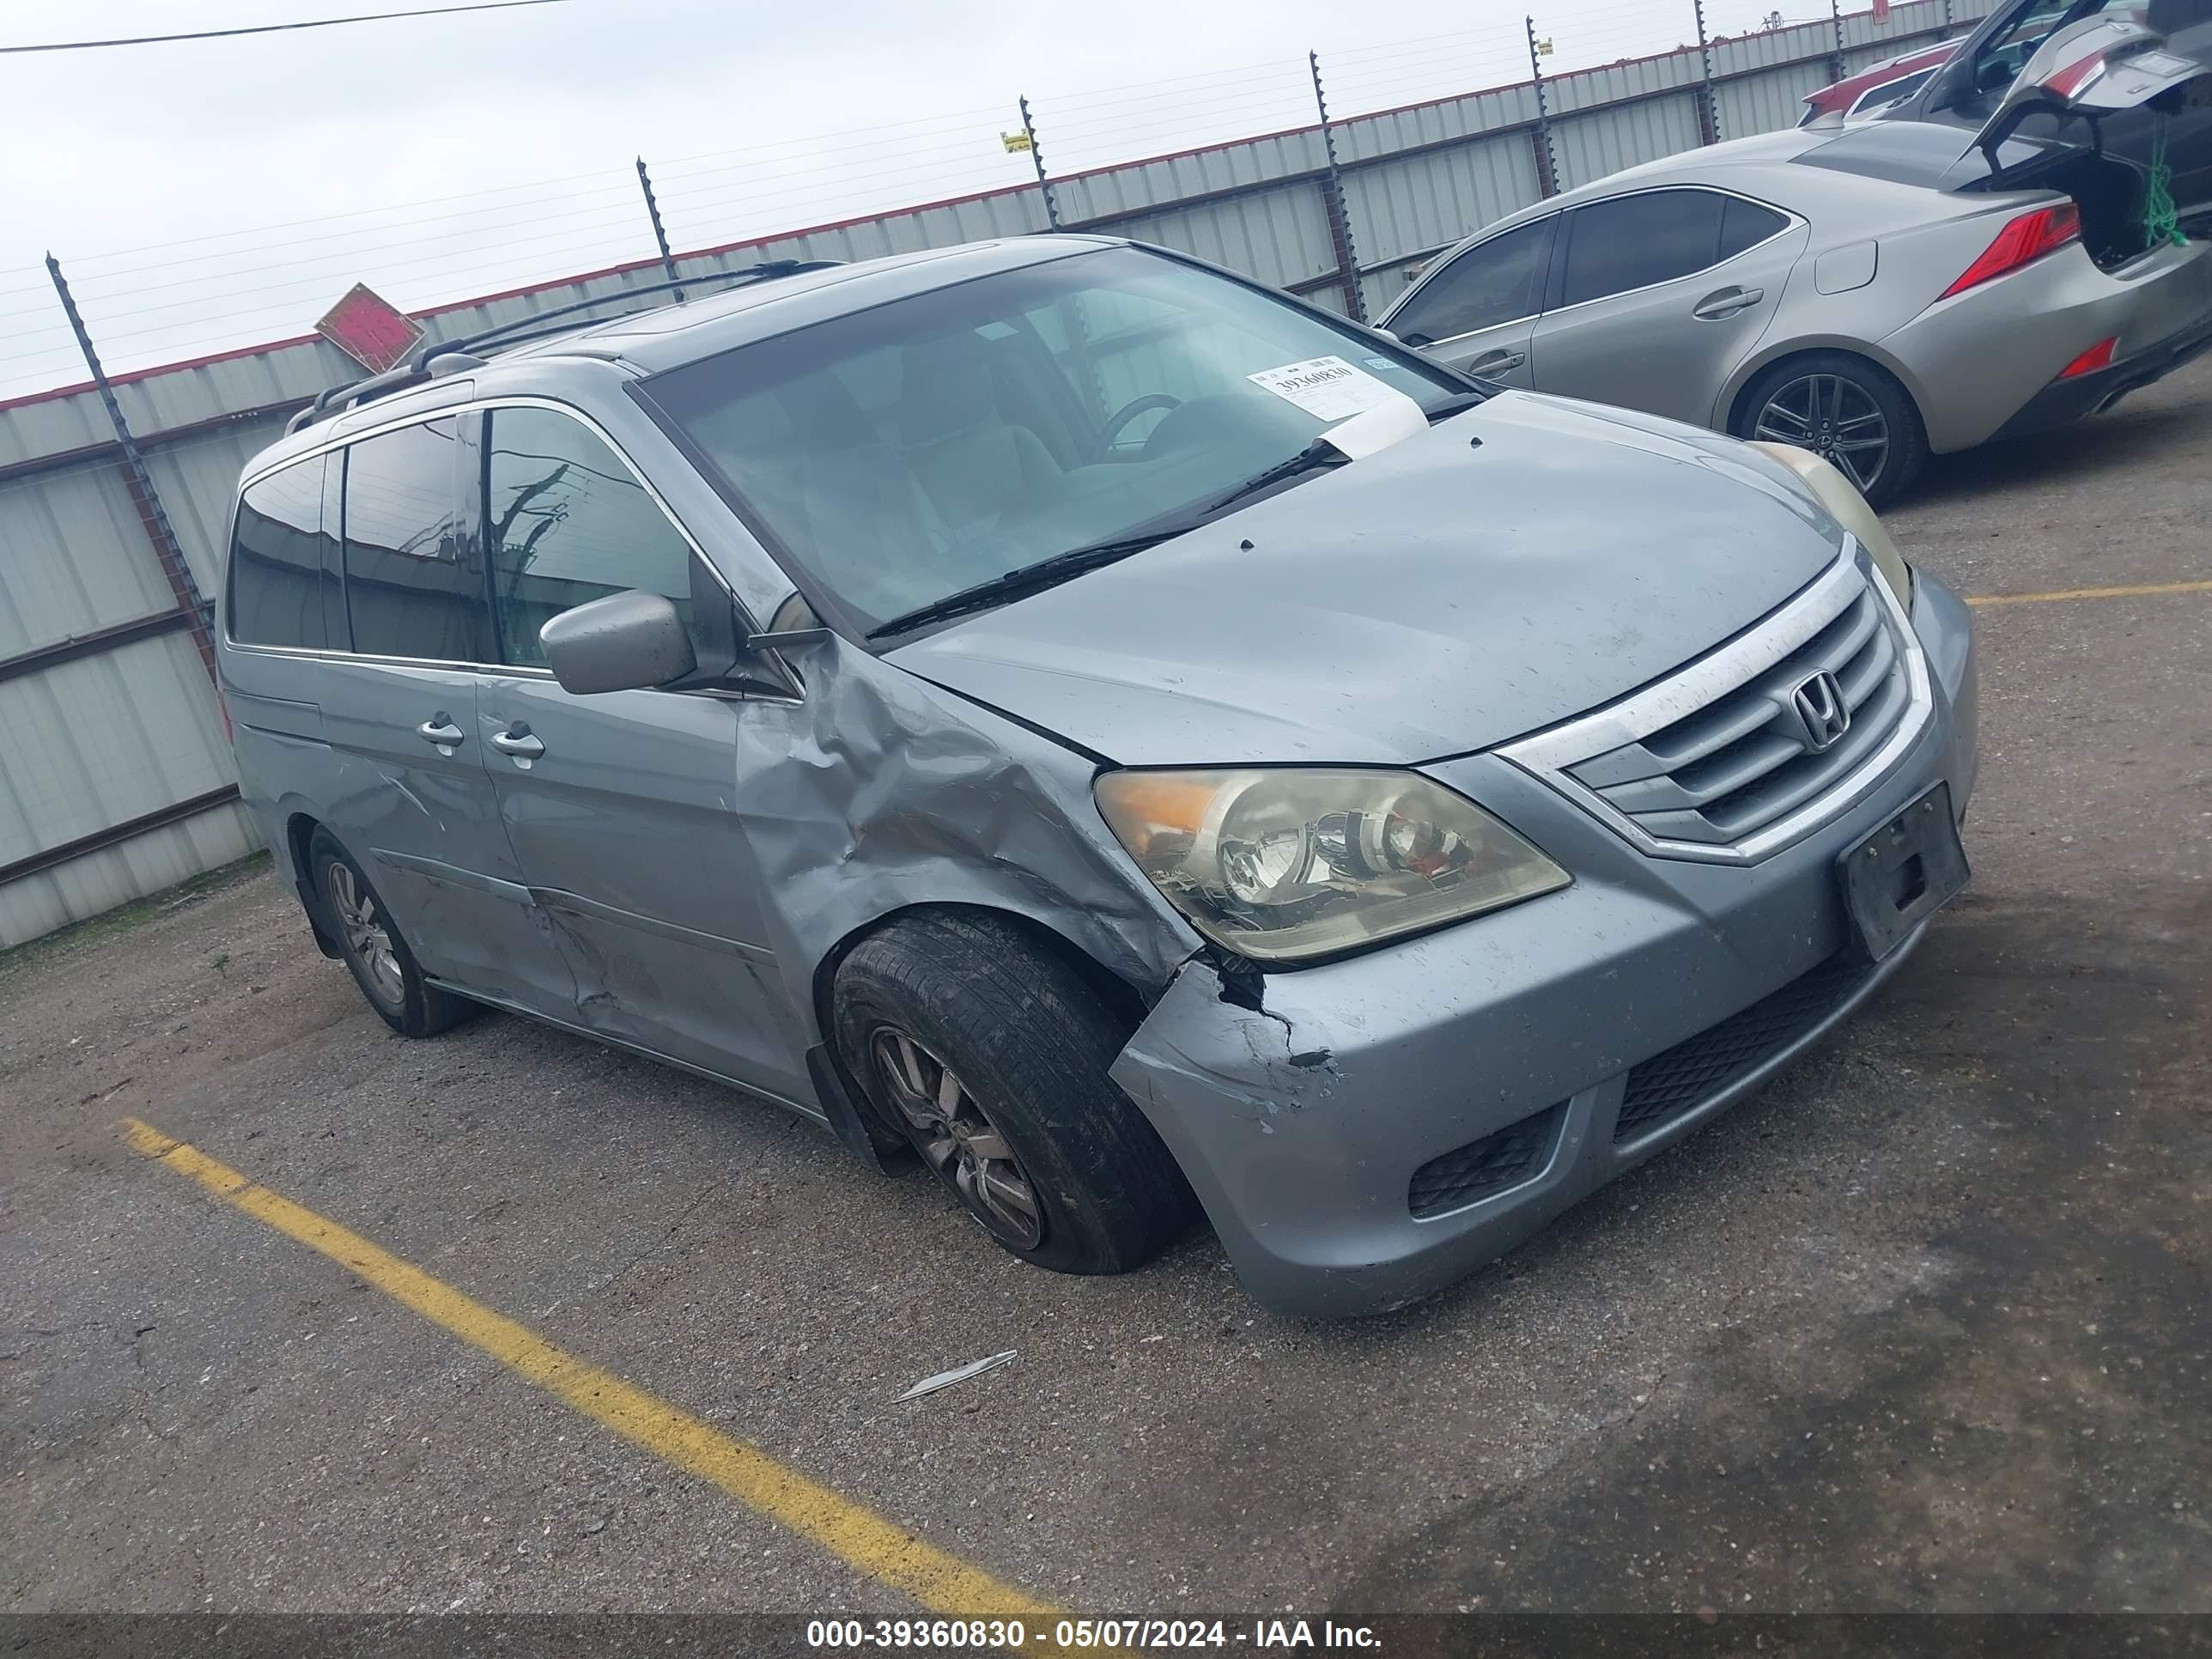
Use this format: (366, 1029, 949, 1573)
(1753, 373, 1892, 495)
(327, 862, 404, 1006)
(869, 1026, 1045, 1249)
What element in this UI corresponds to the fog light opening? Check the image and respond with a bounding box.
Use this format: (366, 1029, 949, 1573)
(2057, 337, 2118, 380)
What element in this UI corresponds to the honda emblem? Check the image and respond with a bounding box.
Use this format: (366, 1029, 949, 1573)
(1790, 670, 1851, 753)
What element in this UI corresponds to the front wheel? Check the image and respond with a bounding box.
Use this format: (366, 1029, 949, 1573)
(832, 912, 1197, 1275)
(1735, 351, 1927, 509)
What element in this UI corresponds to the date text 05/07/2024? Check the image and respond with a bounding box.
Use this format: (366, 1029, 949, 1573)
(804, 1618, 1382, 1650)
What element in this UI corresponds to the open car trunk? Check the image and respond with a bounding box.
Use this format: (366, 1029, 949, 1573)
(1954, 12, 2212, 267)
(1977, 142, 2159, 267)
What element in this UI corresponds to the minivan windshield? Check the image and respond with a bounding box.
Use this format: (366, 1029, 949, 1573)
(640, 246, 1473, 636)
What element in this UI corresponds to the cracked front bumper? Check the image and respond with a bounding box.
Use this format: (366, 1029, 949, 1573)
(1109, 573, 1978, 1317)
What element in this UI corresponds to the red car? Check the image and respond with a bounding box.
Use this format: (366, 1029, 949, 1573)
(1799, 41, 1960, 125)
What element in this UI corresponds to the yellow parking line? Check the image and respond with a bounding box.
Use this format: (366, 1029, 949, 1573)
(119, 1117, 1058, 1620)
(1967, 579, 2212, 608)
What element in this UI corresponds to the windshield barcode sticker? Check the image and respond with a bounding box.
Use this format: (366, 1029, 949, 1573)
(1248, 356, 1406, 422)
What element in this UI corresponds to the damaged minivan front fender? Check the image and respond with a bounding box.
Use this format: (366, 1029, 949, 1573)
(731, 633, 1204, 1066)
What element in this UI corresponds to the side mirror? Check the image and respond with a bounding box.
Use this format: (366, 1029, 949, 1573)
(540, 589, 697, 695)
(1399, 330, 1437, 349)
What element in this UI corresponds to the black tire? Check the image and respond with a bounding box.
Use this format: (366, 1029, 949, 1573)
(1734, 350, 1929, 510)
(833, 911, 1196, 1276)
(306, 827, 470, 1039)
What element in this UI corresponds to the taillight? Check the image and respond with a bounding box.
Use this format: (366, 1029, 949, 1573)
(1940, 204, 2081, 300)
(2057, 337, 2118, 380)
(2043, 52, 2107, 100)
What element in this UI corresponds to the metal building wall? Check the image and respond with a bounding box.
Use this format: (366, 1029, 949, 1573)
(1346, 132, 1547, 313)
(0, 627, 259, 945)
(1554, 92, 1708, 192)
(0, 0, 1993, 946)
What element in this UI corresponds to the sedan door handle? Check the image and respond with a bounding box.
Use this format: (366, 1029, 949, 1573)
(1692, 286, 1765, 320)
(489, 726, 545, 761)
(1465, 349, 1527, 375)
(416, 714, 465, 747)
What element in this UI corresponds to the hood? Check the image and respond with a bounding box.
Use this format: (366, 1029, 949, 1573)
(887, 392, 1845, 768)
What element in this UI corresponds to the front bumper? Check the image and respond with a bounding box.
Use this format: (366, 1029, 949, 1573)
(1109, 573, 1978, 1318)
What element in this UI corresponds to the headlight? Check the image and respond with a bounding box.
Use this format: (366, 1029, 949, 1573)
(1747, 441, 1912, 605)
(1095, 768, 1569, 964)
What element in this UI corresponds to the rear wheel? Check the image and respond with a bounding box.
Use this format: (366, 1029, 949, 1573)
(833, 912, 1196, 1275)
(307, 827, 469, 1038)
(1735, 351, 1927, 508)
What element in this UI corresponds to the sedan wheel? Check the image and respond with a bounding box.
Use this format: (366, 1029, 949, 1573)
(1753, 372, 1893, 495)
(870, 1025, 1045, 1250)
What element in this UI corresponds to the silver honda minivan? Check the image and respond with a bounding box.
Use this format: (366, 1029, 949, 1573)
(218, 236, 1978, 1316)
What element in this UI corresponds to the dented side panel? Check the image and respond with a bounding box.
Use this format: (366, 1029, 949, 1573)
(477, 672, 811, 1105)
(307, 654, 577, 1012)
(728, 634, 1205, 1061)
(236, 617, 1201, 1124)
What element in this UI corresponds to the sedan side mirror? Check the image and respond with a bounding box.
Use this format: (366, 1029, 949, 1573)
(541, 589, 697, 696)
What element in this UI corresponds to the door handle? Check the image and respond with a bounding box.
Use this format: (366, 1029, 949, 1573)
(1465, 349, 1528, 375)
(1692, 286, 1765, 320)
(490, 726, 545, 761)
(416, 714, 465, 747)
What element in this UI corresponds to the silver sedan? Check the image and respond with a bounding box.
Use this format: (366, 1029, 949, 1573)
(1379, 21, 2212, 504)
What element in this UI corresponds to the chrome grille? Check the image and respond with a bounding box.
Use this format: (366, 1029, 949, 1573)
(1498, 541, 1932, 865)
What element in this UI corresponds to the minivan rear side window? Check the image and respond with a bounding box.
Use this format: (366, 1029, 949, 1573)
(483, 406, 697, 669)
(228, 457, 337, 650)
(340, 417, 489, 664)
(1559, 188, 1737, 308)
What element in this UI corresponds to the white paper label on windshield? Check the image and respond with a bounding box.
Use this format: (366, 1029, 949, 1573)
(1248, 356, 1405, 422)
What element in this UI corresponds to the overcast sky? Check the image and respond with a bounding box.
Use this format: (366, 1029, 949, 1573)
(0, 0, 1809, 398)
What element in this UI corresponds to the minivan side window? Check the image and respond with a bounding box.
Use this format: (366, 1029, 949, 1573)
(483, 406, 698, 670)
(340, 417, 489, 663)
(1390, 218, 1553, 345)
(228, 457, 337, 650)
(1558, 189, 1743, 308)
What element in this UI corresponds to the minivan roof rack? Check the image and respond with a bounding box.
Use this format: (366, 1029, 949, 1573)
(286, 259, 842, 435)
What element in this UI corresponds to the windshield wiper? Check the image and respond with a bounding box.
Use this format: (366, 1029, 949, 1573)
(1424, 391, 1490, 422)
(1197, 437, 1351, 518)
(1188, 402, 1476, 518)
(865, 533, 1179, 640)
(868, 414, 1472, 641)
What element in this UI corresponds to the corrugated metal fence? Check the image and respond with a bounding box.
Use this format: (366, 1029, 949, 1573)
(0, 0, 1987, 946)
